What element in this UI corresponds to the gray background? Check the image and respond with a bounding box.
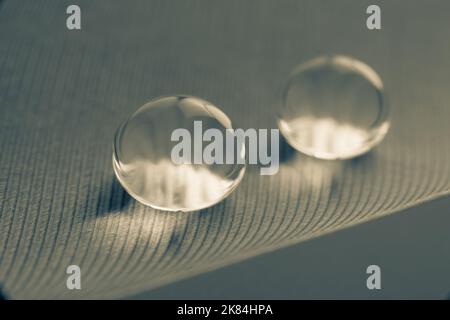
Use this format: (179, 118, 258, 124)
(132, 196, 450, 299)
(0, 0, 449, 299)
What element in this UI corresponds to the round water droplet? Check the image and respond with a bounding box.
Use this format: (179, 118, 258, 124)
(278, 55, 390, 160)
(113, 96, 246, 212)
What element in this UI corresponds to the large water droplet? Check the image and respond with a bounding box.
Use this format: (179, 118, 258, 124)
(113, 96, 245, 212)
(278, 55, 390, 160)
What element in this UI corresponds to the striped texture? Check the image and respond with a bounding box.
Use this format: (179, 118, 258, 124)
(0, 0, 449, 299)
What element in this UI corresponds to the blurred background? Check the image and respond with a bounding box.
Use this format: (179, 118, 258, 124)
(130, 196, 450, 299)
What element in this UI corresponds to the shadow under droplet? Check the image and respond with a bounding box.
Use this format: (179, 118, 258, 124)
(279, 135, 379, 194)
(93, 176, 132, 218)
(279, 133, 297, 163)
(0, 285, 8, 300)
(152, 195, 231, 260)
(348, 148, 376, 166)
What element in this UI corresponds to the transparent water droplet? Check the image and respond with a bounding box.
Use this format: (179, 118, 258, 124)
(113, 96, 246, 212)
(278, 55, 390, 160)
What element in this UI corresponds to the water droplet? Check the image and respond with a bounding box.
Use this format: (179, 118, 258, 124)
(113, 96, 245, 212)
(278, 55, 390, 160)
